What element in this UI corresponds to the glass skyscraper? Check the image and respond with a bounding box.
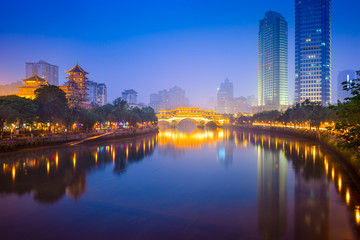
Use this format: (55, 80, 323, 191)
(295, 0, 331, 105)
(258, 11, 288, 110)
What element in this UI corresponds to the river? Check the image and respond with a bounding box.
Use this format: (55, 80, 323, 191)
(0, 127, 359, 239)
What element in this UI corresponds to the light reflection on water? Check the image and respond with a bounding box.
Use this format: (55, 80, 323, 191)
(0, 128, 359, 239)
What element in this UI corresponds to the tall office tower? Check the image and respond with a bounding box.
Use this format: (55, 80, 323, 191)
(97, 83, 107, 106)
(258, 11, 288, 110)
(85, 81, 107, 107)
(122, 89, 138, 105)
(216, 78, 234, 114)
(26, 60, 59, 86)
(295, 0, 331, 105)
(337, 70, 356, 102)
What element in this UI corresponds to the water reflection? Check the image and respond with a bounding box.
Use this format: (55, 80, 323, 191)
(0, 134, 157, 203)
(257, 146, 287, 239)
(1, 129, 360, 239)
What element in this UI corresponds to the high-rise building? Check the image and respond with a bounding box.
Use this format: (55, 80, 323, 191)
(295, 0, 331, 105)
(121, 89, 138, 105)
(337, 70, 356, 102)
(258, 11, 288, 110)
(98, 83, 107, 106)
(149, 86, 189, 112)
(26, 60, 59, 86)
(85, 81, 107, 107)
(216, 78, 233, 114)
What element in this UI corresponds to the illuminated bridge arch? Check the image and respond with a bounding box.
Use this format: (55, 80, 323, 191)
(157, 107, 227, 127)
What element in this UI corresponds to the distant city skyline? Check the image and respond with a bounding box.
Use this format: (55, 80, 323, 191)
(0, 0, 359, 107)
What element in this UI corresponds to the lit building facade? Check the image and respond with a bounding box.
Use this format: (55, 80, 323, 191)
(337, 70, 356, 102)
(122, 89, 138, 105)
(295, 0, 331, 105)
(17, 73, 48, 99)
(98, 83, 107, 106)
(60, 63, 90, 109)
(26, 60, 59, 86)
(86, 81, 107, 107)
(258, 11, 288, 110)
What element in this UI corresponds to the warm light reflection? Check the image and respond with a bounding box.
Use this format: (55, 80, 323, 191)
(47, 160, 50, 174)
(112, 151, 115, 162)
(126, 146, 129, 159)
(338, 176, 342, 192)
(346, 189, 350, 206)
(73, 153, 76, 168)
(356, 207, 360, 225)
(332, 168, 335, 181)
(324, 159, 328, 176)
(12, 165, 15, 181)
(312, 146, 316, 162)
(95, 152, 98, 163)
(158, 129, 225, 149)
(55, 152, 59, 168)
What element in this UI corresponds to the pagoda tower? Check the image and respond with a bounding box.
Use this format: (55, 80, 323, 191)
(17, 73, 48, 99)
(62, 62, 90, 108)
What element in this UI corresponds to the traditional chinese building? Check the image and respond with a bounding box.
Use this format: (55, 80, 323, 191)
(17, 73, 48, 99)
(60, 62, 91, 109)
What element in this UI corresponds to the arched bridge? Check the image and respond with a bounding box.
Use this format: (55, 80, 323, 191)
(157, 107, 228, 127)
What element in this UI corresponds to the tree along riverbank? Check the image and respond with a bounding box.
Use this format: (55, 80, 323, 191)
(0, 127, 158, 153)
(232, 125, 360, 183)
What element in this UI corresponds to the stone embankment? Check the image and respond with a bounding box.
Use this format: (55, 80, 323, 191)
(0, 127, 158, 152)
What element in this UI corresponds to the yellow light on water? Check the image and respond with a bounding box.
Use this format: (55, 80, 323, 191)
(112, 151, 115, 162)
(338, 176, 342, 192)
(346, 189, 350, 206)
(332, 168, 335, 181)
(47, 160, 50, 174)
(55, 153, 59, 168)
(12, 165, 15, 181)
(126, 146, 129, 159)
(73, 153, 76, 168)
(95, 152, 98, 163)
(356, 207, 360, 225)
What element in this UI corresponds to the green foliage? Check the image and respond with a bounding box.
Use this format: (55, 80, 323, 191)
(0, 95, 38, 130)
(330, 70, 360, 150)
(34, 85, 69, 125)
(78, 109, 98, 131)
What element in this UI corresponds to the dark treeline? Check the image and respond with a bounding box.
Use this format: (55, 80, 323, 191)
(0, 85, 157, 137)
(238, 99, 336, 130)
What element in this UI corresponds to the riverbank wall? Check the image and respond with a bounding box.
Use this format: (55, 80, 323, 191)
(0, 127, 158, 152)
(232, 125, 360, 178)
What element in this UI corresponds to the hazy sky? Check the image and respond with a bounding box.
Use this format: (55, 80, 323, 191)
(0, 0, 359, 107)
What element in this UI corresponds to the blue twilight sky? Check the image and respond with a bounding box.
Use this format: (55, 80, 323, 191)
(0, 0, 359, 107)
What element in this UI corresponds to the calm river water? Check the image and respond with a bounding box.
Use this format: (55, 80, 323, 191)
(0, 127, 360, 240)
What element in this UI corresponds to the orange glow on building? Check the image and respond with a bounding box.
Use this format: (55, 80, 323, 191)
(17, 73, 48, 99)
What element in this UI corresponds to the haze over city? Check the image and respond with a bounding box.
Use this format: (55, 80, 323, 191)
(0, 0, 359, 107)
